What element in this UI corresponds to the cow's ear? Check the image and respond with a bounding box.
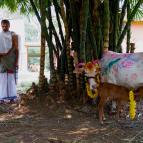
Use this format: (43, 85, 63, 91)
(73, 68, 83, 74)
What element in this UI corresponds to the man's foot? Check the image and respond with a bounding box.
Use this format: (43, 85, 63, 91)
(0, 100, 4, 104)
(10, 99, 15, 104)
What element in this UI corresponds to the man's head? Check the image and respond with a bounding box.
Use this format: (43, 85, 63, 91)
(1, 19, 10, 32)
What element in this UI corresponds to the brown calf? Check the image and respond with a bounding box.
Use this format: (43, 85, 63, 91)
(98, 82, 129, 124)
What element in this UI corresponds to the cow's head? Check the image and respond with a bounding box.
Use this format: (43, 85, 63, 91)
(73, 60, 100, 91)
(84, 61, 100, 90)
(73, 60, 100, 75)
(84, 62, 95, 76)
(84, 61, 100, 77)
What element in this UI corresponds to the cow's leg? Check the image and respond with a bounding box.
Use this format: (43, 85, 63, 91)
(116, 101, 121, 121)
(98, 98, 106, 124)
(103, 112, 106, 121)
(111, 101, 117, 113)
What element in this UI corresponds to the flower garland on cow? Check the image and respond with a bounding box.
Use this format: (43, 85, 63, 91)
(129, 90, 136, 120)
(85, 79, 98, 99)
(84, 61, 100, 99)
(73, 61, 100, 99)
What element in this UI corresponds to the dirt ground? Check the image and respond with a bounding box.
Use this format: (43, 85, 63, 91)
(0, 97, 143, 143)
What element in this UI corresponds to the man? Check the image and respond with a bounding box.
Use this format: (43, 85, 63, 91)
(0, 19, 19, 103)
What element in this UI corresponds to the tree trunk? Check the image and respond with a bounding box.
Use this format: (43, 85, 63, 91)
(112, 0, 119, 51)
(79, 0, 89, 62)
(60, 0, 75, 88)
(119, 0, 128, 33)
(103, 0, 110, 52)
(46, 0, 57, 85)
(53, 0, 66, 80)
(70, 0, 80, 56)
(116, 0, 143, 51)
(39, 0, 46, 92)
(126, 0, 131, 53)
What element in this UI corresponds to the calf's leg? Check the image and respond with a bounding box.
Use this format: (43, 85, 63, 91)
(98, 98, 106, 124)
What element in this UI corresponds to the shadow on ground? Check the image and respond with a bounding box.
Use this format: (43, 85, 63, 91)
(0, 96, 143, 143)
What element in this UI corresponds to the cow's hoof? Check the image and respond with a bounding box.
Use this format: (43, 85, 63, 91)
(100, 121, 104, 125)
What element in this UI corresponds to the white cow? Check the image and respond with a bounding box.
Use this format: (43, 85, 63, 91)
(74, 50, 143, 91)
(100, 51, 143, 89)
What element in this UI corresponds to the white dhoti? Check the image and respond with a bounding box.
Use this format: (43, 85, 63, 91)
(0, 31, 19, 102)
(0, 73, 17, 100)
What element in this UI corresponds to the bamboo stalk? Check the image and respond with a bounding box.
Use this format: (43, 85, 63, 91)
(119, 0, 128, 33)
(103, 0, 110, 52)
(79, 0, 89, 62)
(88, 13, 98, 59)
(60, 0, 75, 88)
(29, 0, 41, 23)
(116, 0, 143, 51)
(39, 0, 46, 92)
(53, 0, 65, 47)
(126, 0, 131, 53)
(70, 0, 80, 55)
(112, 0, 119, 51)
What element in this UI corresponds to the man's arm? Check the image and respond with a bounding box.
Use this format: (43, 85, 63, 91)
(12, 34, 19, 67)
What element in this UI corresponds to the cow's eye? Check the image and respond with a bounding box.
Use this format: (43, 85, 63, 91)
(78, 65, 83, 68)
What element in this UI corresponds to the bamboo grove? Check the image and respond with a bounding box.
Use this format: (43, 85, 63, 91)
(1, 0, 143, 95)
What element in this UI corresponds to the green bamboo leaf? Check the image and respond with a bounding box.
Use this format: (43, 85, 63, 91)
(129, 0, 143, 20)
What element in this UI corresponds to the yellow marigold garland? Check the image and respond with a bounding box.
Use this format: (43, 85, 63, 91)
(85, 82, 98, 99)
(85, 62, 100, 99)
(129, 90, 136, 120)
